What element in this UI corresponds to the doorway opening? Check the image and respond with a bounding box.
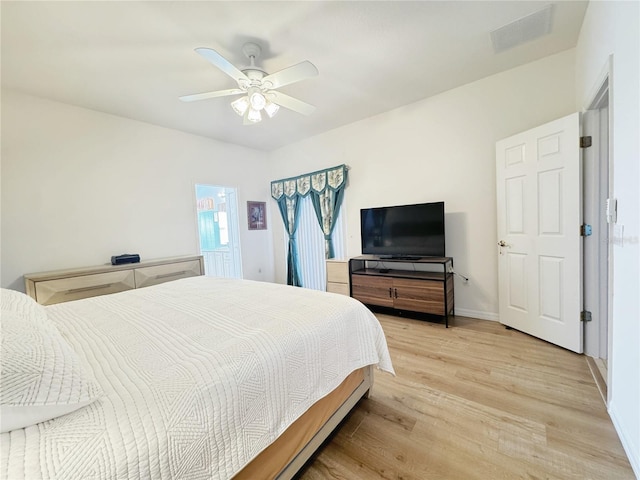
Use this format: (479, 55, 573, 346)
(195, 184, 243, 279)
(583, 75, 611, 396)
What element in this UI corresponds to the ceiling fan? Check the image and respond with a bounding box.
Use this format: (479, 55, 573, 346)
(179, 42, 318, 125)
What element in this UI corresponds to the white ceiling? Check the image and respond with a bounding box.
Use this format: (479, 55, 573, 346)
(1, 1, 588, 151)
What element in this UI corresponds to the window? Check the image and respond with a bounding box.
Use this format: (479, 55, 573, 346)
(290, 195, 346, 291)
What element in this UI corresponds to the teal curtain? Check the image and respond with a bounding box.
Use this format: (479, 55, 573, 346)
(271, 164, 348, 284)
(309, 169, 348, 259)
(275, 195, 302, 286)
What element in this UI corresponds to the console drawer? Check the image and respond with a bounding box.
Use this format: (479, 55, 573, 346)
(34, 270, 135, 306)
(134, 260, 203, 288)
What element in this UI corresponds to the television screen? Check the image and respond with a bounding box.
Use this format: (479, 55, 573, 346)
(360, 202, 445, 258)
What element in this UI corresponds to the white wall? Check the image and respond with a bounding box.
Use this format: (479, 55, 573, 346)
(575, 1, 640, 475)
(1, 90, 274, 291)
(268, 50, 576, 320)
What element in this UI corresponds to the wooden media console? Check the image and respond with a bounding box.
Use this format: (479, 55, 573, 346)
(349, 255, 454, 327)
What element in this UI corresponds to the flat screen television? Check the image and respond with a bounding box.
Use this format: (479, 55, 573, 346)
(360, 201, 445, 258)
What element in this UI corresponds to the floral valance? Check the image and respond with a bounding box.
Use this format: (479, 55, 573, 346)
(271, 164, 348, 200)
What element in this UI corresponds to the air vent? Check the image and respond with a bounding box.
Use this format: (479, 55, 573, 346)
(490, 4, 554, 53)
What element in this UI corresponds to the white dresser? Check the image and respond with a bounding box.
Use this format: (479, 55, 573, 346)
(24, 255, 204, 305)
(326, 259, 350, 296)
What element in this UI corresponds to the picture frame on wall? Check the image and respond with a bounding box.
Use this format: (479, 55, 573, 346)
(247, 201, 267, 230)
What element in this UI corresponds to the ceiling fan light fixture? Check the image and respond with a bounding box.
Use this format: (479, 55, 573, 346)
(249, 89, 267, 111)
(231, 96, 249, 116)
(247, 107, 262, 123)
(264, 100, 280, 118)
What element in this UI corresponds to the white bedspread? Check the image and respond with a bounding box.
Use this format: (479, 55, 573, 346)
(1, 276, 393, 479)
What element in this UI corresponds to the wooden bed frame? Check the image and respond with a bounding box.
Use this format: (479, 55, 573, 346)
(234, 365, 373, 479)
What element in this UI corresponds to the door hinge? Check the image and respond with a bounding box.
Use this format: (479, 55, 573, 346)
(580, 224, 592, 236)
(581, 311, 592, 322)
(580, 136, 592, 148)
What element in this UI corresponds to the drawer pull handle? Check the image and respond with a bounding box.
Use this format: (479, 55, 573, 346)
(388, 287, 393, 298)
(66, 284, 112, 294)
(155, 270, 187, 280)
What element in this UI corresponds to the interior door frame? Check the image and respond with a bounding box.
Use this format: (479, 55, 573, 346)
(192, 183, 244, 279)
(582, 56, 614, 400)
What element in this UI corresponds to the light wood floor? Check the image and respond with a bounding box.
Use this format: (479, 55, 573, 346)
(299, 314, 634, 479)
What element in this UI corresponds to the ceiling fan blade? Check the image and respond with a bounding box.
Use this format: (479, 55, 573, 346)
(179, 88, 244, 102)
(195, 47, 250, 85)
(262, 61, 318, 89)
(268, 91, 316, 116)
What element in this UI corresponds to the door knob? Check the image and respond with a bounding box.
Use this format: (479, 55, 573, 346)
(498, 240, 511, 255)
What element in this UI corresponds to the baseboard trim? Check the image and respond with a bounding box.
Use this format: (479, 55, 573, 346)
(453, 308, 499, 322)
(609, 402, 640, 478)
(585, 355, 607, 405)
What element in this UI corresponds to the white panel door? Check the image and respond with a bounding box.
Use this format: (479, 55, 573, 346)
(496, 113, 582, 353)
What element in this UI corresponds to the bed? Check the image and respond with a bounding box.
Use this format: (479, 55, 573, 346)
(0, 276, 394, 479)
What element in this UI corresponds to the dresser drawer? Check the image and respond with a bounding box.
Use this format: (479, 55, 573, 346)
(326, 260, 349, 284)
(134, 260, 202, 288)
(34, 270, 135, 306)
(327, 282, 350, 296)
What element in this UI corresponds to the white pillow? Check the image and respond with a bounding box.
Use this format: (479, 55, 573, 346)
(1, 287, 47, 319)
(1, 296, 103, 433)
